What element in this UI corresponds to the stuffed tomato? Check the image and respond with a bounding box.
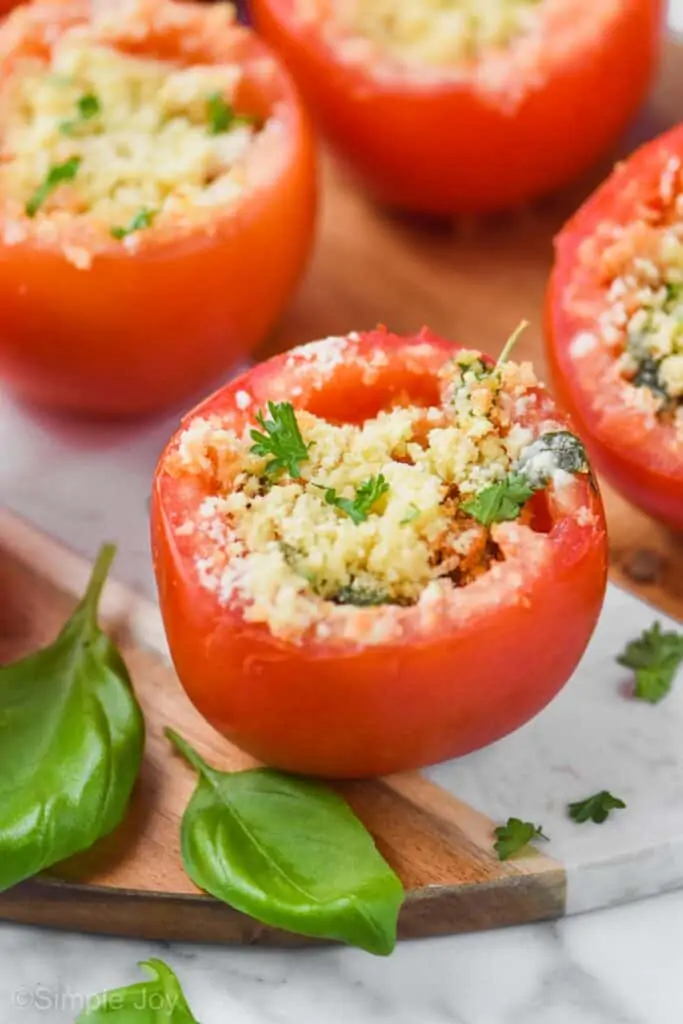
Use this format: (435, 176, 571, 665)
(0, 0, 316, 415)
(547, 125, 683, 531)
(253, 0, 662, 215)
(152, 329, 607, 778)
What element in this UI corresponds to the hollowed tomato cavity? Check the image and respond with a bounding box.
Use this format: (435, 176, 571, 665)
(527, 488, 554, 534)
(163, 331, 591, 644)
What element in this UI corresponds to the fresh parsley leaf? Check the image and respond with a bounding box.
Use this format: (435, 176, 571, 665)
(111, 207, 157, 240)
(324, 474, 390, 525)
(400, 504, 420, 525)
(206, 91, 258, 135)
(75, 959, 199, 1022)
(665, 282, 682, 307)
(166, 729, 404, 955)
(462, 473, 536, 527)
(206, 91, 233, 134)
(25, 156, 82, 217)
(568, 791, 626, 825)
(617, 621, 683, 703)
(493, 818, 548, 861)
(59, 92, 101, 135)
(332, 584, 393, 607)
(250, 401, 310, 478)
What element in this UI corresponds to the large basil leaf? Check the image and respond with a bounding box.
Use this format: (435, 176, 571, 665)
(0, 545, 144, 892)
(167, 729, 404, 955)
(76, 959, 199, 1022)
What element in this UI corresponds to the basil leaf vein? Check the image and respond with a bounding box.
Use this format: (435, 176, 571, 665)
(167, 729, 404, 955)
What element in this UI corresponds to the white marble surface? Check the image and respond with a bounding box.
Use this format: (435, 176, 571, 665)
(3, 6, 683, 1021)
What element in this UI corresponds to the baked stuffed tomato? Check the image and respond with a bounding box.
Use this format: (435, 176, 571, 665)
(252, 0, 662, 215)
(0, 0, 316, 416)
(152, 329, 607, 778)
(547, 125, 683, 531)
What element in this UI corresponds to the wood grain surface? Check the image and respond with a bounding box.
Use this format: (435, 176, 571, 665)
(0, 28, 682, 947)
(0, 510, 565, 943)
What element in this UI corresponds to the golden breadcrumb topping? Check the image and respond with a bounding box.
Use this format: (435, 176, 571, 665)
(165, 336, 591, 643)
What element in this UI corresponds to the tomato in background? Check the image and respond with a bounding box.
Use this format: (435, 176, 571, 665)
(547, 124, 683, 532)
(252, 0, 663, 216)
(0, 0, 316, 417)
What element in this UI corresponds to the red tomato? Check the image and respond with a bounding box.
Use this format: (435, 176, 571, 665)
(547, 125, 683, 531)
(252, 0, 662, 215)
(0, 0, 316, 416)
(152, 329, 607, 778)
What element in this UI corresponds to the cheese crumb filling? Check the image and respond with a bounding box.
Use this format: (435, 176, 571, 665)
(330, 0, 546, 67)
(572, 156, 683, 432)
(168, 343, 587, 643)
(0, 33, 262, 240)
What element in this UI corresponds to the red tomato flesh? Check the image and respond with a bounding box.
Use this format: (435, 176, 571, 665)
(152, 329, 607, 778)
(253, 0, 663, 215)
(547, 124, 683, 531)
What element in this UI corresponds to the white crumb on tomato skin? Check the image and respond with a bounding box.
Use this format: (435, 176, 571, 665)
(235, 389, 252, 410)
(570, 331, 598, 359)
(575, 505, 598, 528)
(166, 336, 598, 645)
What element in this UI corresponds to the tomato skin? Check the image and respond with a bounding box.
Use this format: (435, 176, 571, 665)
(0, 1, 316, 416)
(252, 0, 663, 215)
(152, 330, 608, 779)
(546, 125, 683, 532)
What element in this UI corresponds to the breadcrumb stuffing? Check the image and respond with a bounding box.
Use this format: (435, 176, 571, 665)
(164, 335, 594, 644)
(0, 36, 260, 244)
(332, 0, 546, 67)
(0, 0, 279, 265)
(568, 152, 683, 436)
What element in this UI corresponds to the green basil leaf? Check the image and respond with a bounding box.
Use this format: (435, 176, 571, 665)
(76, 959, 199, 1022)
(0, 545, 144, 893)
(167, 729, 404, 956)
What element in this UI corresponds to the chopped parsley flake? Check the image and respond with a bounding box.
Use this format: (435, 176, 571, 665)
(324, 475, 390, 525)
(59, 92, 101, 135)
(110, 207, 158, 240)
(206, 92, 259, 135)
(462, 473, 537, 527)
(617, 622, 683, 704)
(25, 156, 82, 217)
(400, 504, 421, 525)
(493, 818, 548, 861)
(250, 402, 311, 479)
(568, 791, 626, 825)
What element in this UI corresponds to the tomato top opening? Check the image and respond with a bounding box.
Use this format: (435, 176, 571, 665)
(287, 0, 623, 94)
(0, 0, 303, 265)
(551, 125, 683, 489)
(156, 329, 603, 650)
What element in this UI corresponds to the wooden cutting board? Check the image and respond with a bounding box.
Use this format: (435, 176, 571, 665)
(1, 24, 683, 948)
